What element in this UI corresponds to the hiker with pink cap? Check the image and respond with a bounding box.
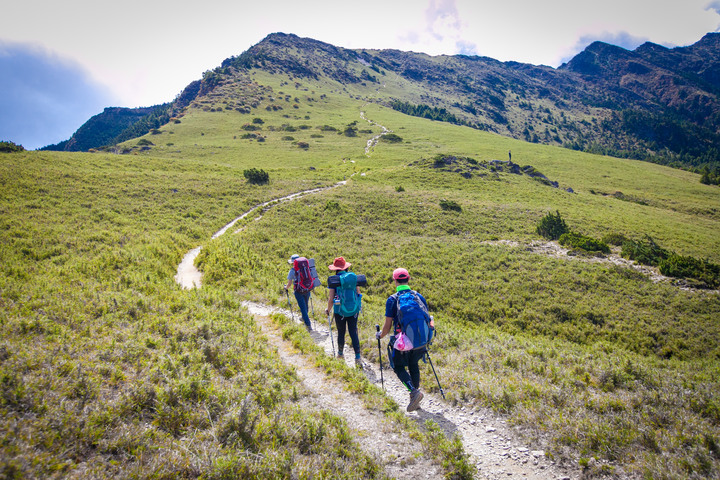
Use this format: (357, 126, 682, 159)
(324, 256, 363, 366)
(376, 267, 435, 412)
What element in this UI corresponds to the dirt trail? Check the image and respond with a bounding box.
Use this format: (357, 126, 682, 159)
(173, 117, 580, 478)
(484, 240, 718, 293)
(242, 302, 441, 479)
(174, 182, 346, 289)
(361, 81, 392, 156)
(243, 302, 579, 480)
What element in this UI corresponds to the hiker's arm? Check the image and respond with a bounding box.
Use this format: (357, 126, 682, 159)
(378, 316, 393, 339)
(325, 288, 336, 315)
(284, 279, 292, 290)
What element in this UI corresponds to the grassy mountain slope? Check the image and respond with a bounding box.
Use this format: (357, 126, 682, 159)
(2, 40, 720, 479)
(48, 32, 720, 179)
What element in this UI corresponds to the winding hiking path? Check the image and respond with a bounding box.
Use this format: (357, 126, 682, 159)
(242, 302, 441, 479)
(175, 182, 346, 289)
(173, 116, 581, 478)
(243, 302, 578, 480)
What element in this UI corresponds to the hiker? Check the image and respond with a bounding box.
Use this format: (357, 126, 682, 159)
(284, 254, 313, 331)
(376, 267, 435, 412)
(324, 256, 362, 365)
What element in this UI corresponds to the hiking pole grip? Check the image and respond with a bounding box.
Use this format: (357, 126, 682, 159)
(376, 324, 384, 390)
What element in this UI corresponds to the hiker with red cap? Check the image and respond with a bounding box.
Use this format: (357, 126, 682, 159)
(376, 267, 435, 412)
(325, 256, 363, 366)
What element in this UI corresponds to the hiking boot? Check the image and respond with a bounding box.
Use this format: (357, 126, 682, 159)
(354, 355, 362, 368)
(407, 388, 424, 412)
(305, 324, 312, 332)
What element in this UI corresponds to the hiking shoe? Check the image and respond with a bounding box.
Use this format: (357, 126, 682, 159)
(407, 389, 424, 412)
(354, 356, 362, 368)
(305, 325, 312, 332)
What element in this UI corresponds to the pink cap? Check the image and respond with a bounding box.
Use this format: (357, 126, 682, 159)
(392, 268, 410, 280)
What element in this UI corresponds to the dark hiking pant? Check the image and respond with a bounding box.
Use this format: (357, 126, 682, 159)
(334, 313, 360, 355)
(392, 347, 426, 391)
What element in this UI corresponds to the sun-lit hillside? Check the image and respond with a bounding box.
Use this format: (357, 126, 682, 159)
(2, 42, 720, 479)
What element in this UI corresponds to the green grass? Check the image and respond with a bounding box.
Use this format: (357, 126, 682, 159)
(0, 152, 387, 479)
(3, 67, 720, 478)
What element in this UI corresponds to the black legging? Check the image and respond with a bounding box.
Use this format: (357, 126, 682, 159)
(334, 313, 360, 355)
(392, 348, 426, 392)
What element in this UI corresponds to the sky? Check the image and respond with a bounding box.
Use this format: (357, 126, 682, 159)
(2, 0, 719, 150)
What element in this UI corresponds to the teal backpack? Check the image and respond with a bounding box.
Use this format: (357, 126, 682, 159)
(335, 272, 361, 317)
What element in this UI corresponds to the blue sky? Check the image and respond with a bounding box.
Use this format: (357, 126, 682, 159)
(2, 0, 719, 150)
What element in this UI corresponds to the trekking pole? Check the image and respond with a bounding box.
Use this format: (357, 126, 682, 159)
(285, 289, 295, 322)
(376, 324, 385, 391)
(328, 312, 336, 357)
(425, 350, 445, 399)
(309, 294, 316, 329)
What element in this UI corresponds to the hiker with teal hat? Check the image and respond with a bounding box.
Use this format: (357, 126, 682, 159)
(324, 256, 363, 366)
(376, 267, 435, 412)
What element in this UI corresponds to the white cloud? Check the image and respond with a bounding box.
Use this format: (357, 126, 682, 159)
(1, 0, 719, 121)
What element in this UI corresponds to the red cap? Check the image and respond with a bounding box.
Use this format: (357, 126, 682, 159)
(392, 268, 409, 280)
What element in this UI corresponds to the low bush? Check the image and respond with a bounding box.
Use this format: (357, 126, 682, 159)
(559, 232, 610, 254)
(659, 254, 720, 288)
(439, 199, 461, 212)
(536, 211, 568, 240)
(243, 168, 269, 185)
(0, 141, 25, 153)
(621, 236, 670, 266)
(381, 133, 403, 143)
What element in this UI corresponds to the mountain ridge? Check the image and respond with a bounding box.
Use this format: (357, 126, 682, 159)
(45, 32, 720, 178)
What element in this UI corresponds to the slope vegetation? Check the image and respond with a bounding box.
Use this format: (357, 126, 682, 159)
(2, 45, 720, 480)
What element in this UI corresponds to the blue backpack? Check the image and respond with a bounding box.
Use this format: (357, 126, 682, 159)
(393, 289, 432, 349)
(335, 272, 361, 317)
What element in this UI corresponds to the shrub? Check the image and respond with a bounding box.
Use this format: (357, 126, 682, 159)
(559, 232, 610, 254)
(243, 168, 269, 185)
(537, 211, 568, 240)
(343, 124, 357, 137)
(439, 199, 462, 212)
(252, 118, 264, 124)
(0, 141, 25, 152)
(137, 139, 154, 146)
(281, 136, 295, 141)
(621, 236, 670, 266)
(297, 142, 309, 150)
(242, 124, 261, 131)
(396, 186, 405, 192)
(659, 254, 720, 288)
(318, 125, 337, 131)
(381, 133, 403, 143)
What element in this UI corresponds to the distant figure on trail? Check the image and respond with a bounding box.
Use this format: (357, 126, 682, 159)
(285, 254, 313, 331)
(325, 256, 363, 366)
(376, 267, 435, 412)
(508, 150, 512, 162)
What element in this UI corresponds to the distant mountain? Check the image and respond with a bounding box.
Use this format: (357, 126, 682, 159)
(40, 81, 202, 152)
(51, 32, 720, 174)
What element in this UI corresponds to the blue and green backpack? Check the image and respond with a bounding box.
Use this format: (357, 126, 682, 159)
(335, 272, 362, 317)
